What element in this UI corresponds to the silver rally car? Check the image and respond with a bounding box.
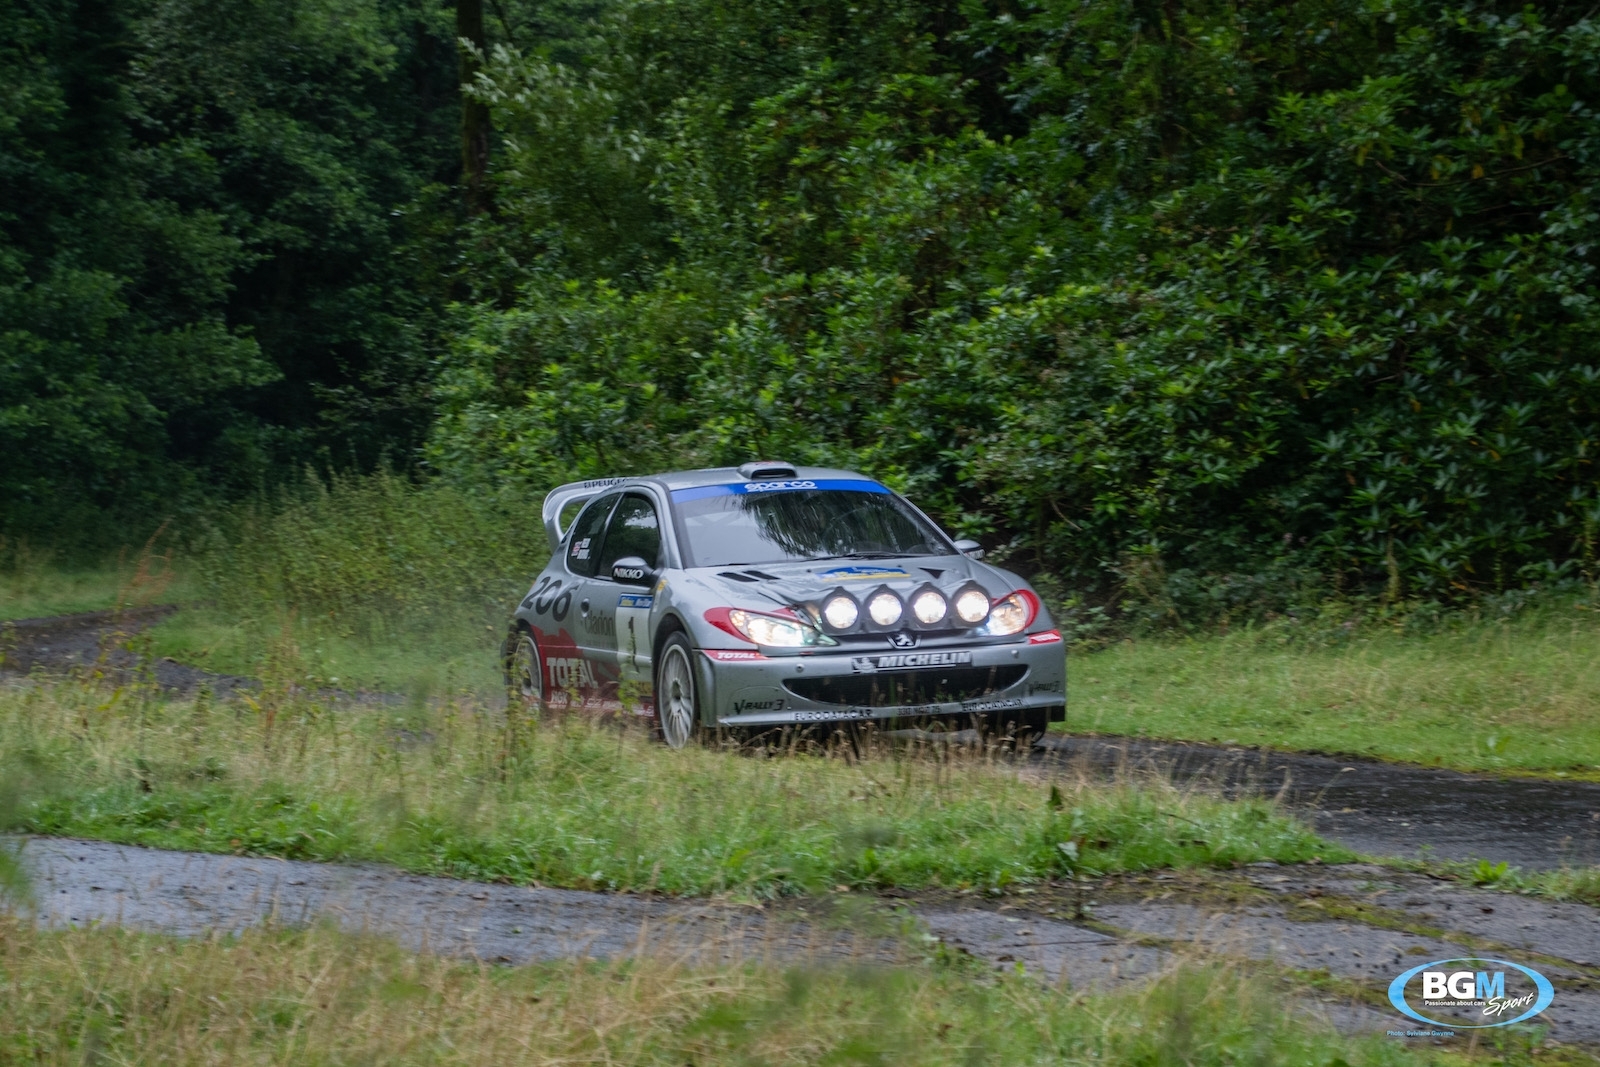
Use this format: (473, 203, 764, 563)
(505, 462, 1066, 747)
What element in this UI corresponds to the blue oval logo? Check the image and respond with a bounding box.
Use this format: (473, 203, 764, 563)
(1388, 957, 1553, 1029)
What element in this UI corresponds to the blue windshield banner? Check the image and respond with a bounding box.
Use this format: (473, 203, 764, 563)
(671, 478, 890, 503)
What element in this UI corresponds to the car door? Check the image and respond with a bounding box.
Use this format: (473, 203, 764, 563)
(543, 491, 618, 702)
(584, 493, 663, 691)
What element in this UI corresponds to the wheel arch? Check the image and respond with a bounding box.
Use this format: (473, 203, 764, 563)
(651, 612, 718, 728)
(652, 611, 689, 658)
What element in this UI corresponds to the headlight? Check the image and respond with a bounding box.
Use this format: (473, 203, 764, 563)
(823, 595, 859, 630)
(727, 609, 824, 647)
(912, 589, 947, 625)
(867, 591, 903, 627)
(954, 588, 990, 624)
(980, 592, 1036, 636)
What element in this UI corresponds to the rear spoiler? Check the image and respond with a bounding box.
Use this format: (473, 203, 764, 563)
(541, 478, 626, 552)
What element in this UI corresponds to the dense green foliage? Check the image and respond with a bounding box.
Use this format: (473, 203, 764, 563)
(436, 0, 1600, 608)
(0, 0, 461, 540)
(10, 0, 1600, 609)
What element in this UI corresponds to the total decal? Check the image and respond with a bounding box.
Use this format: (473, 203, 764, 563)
(547, 655, 596, 691)
(1387, 958, 1554, 1033)
(533, 627, 607, 700)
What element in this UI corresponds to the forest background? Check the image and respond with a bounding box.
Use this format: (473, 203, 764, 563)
(7, 0, 1600, 623)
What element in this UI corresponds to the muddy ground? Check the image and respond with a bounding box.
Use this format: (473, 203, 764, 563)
(7, 608, 1600, 1048)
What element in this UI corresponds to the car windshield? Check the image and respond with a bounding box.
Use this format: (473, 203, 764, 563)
(673, 484, 950, 567)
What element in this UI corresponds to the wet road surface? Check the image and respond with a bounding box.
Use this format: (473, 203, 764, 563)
(18, 837, 1600, 1044)
(1038, 735, 1600, 870)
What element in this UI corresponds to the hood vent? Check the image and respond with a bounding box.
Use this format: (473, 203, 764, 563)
(718, 569, 785, 583)
(738, 461, 798, 479)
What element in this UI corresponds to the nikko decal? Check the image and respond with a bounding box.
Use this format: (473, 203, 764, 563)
(670, 479, 889, 503)
(817, 565, 911, 583)
(1388, 958, 1554, 1029)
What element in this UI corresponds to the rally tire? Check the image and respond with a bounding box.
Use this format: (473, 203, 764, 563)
(654, 631, 702, 749)
(506, 630, 545, 711)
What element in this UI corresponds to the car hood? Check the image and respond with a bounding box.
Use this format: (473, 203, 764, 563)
(688, 554, 1024, 614)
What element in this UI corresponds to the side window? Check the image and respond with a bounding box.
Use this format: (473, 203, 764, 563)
(597, 494, 661, 576)
(565, 493, 619, 577)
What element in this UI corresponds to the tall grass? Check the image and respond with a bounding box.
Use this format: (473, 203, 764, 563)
(198, 469, 534, 621)
(0, 919, 1441, 1067)
(0, 529, 183, 622)
(1, 679, 1339, 897)
(152, 470, 541, 693)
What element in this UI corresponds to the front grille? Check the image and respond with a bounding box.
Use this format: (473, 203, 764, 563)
(783, 665, 1026, 707)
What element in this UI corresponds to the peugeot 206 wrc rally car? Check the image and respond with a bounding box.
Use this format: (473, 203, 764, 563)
(503, 462, 1066, 747)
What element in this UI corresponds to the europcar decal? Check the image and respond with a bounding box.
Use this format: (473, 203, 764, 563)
(670, 479, 889, 502)
(1388, 958, 1554, 1030)
(963, 697, 1022, 713)
(852, 651, 974, 673)
(818, 565, 911, 583)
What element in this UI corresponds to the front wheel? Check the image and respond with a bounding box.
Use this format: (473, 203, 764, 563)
(654, 632, 702, 749)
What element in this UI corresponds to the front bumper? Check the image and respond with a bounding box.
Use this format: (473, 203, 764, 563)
(699, 635, 1066, 728)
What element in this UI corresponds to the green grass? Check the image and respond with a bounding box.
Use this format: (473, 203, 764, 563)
(0, 919, 1472, 1067)
(1068, 605, 1600, 776)
(0, 565, 125, 620)
(0, 538, 190, 622)
(137, 470, 538, 697)
(1, 678, 1342, 898)
(145, 603, 508, 696)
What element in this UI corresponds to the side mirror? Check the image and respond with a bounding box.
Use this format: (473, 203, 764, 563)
(610, 556, 655, 586)
(952, 539, 985, 560)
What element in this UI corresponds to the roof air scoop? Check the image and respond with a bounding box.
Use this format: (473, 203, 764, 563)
(738, 461, 798, 479)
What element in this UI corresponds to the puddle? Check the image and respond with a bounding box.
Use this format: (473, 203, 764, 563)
(17, 837, 897, 967)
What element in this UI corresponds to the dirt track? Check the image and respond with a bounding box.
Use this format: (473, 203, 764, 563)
(8, 608, 1600, 1046)
(18, 837, 1600, 1044)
